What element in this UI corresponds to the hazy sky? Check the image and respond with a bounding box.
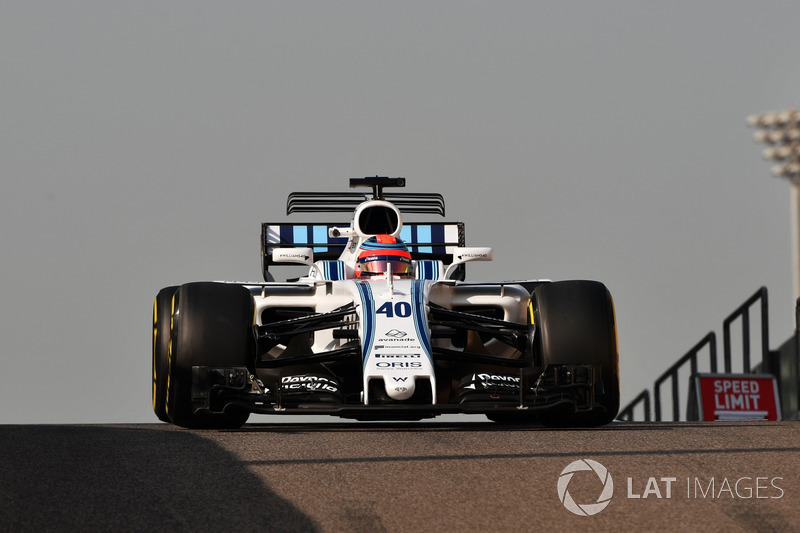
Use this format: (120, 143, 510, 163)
(3, 1, 800, 423)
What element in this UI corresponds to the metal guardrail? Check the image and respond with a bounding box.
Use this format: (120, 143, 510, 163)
(616, 389, 651, 421)
(653, 333, 717, 421)
(618, 287, 769, 422)
(723, 286, 769, 374)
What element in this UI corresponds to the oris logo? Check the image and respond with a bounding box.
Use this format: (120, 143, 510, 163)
(557, 459, 614, 516)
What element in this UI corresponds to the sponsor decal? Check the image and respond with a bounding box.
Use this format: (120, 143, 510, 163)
(375, 337, 419, 344)
(280, 375, 337, 384)
(376, 361, 423, 369)
(384, 329, 408, 338)
(280, 375, 339, 393)
(462, 373, 520, 390)
(476, 373, 520, 384)
(283, 252, 310, 261)
(282, 382, 338, 392)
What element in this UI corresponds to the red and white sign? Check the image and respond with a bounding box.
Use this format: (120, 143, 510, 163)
(694, 373, 781, 421)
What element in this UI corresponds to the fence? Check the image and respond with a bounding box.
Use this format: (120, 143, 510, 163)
(618, 287, 769, 422)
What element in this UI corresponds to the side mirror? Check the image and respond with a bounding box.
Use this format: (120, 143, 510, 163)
(271, 248, 315, 267)
(444, 247, 493, 279)
(329, 226, 355, 238)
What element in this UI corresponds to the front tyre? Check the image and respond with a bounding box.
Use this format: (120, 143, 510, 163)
(166, 282, 253, 429)
(533, 280, 620, 427)
(153, 286, 178, 422)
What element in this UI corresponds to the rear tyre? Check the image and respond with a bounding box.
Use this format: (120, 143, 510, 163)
(166, 282, 253, 429)
(533, 280, 620, 427)
(152, 286, 178, 422)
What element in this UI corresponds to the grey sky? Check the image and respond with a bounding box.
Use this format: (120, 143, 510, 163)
(3, 1, 800, 423)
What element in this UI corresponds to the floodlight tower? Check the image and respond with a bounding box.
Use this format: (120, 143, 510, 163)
(747, 108, 800, 300)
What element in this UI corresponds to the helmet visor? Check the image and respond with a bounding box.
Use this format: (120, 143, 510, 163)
(359, 255, 413, 276)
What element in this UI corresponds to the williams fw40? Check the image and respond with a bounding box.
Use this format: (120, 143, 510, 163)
(152, 177, 620, 428)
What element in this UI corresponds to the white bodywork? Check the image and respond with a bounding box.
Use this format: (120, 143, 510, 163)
(248, 193, 532, 406)
(248, 275, 530, 405)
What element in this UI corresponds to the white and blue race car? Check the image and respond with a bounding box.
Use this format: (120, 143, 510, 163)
(152, 177, 619, 428)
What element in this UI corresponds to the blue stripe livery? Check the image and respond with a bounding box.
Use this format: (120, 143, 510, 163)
(321, 261, 346, 280)
(415, 260, 440, 280)
(355, 282, 375, 369)
(412, 281, 433, 361)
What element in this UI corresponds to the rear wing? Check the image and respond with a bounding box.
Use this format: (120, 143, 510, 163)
(287, 192, 445, 216)
(261, 222, 465, 281)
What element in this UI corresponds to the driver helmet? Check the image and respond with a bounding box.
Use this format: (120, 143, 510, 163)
(355, 235, 414, 278)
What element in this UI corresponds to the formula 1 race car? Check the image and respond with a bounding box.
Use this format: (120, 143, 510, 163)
(152, 177, 619, 428)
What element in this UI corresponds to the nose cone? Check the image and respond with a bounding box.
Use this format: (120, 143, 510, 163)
(384, 375, 416, 400)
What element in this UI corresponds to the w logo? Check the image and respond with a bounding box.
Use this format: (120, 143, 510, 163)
(392, 377, 408, 382)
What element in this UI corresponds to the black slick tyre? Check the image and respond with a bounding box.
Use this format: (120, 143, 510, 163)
(532, 280, 620, 427)
(152, 286, 178, 423)
(166, 282, 253, 429)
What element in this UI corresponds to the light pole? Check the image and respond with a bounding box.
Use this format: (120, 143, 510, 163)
(747, 108, 800, 301)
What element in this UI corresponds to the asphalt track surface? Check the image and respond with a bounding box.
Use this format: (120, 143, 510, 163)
(2, 420, 799, 532)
